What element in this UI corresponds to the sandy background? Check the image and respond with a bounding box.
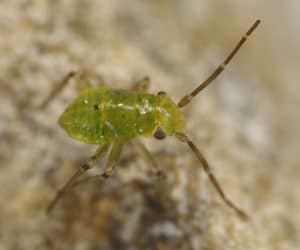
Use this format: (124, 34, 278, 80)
(0, 1, 299, 250)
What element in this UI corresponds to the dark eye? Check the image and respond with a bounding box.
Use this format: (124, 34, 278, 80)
(153, 127, 166, 140)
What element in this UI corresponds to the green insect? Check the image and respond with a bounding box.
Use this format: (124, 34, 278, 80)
(58, 88, 185, 144)
(44, 20, 260, 219)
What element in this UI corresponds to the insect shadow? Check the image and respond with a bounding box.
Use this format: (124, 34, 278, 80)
(42, 20, 261, 220)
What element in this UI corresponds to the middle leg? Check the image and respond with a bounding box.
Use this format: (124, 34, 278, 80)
(70, 140, 124, 188)
(132, 139, 165, 177)
(131, 76, 150, 92)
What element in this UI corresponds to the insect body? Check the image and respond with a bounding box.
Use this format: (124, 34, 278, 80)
(45, 20, 261, 219)
(59, 88, 185, 144)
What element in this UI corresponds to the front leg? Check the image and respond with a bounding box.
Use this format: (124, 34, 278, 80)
(175, 132, 249, 219)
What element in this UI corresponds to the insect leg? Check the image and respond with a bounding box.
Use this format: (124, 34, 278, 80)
(177, 20, 260, 108)
(132, 139, 165, 177)
(175, 132, 249, 219)
(39, 70, 96, 109)
(39, 71, 78, 109)
(131, 76, 150, 92)
(99, 140, 123, 178)
(70, 140, 124, 188)
(46, 143, 110, 214)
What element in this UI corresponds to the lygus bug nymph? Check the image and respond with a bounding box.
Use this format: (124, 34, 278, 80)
(44, 20, 260, 219)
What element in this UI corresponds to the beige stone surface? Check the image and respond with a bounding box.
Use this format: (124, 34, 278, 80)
(0, 1, 299, 249)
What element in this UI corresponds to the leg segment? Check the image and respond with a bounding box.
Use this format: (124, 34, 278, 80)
(178, 20, 260, 107)
(175, 132, 249, 219)
(70, 141, 124, 188)
(39, 71, 77, 109)
(46, 143, 110, 214)
(131, 76, 150, 92)
(102, 140, 123, 178)
(132, 139, 165, 177)
(39, 70, 95, 109)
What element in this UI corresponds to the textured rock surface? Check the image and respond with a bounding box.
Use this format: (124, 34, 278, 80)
(0, 1, 299, 249)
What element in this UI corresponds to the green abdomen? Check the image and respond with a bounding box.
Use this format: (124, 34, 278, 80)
(59, 88, 159, 144)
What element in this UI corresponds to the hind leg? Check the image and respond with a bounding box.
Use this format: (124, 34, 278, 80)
(39, 71, 77, 109)
(41, 73, 151, 109)
(46, 143, 110, 214)
(39, 70, 97, 109)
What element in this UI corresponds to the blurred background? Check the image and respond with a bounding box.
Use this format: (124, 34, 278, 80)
(0, 1, 299, 249)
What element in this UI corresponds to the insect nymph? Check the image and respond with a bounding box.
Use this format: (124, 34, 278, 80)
(45, 20, 260, 219)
